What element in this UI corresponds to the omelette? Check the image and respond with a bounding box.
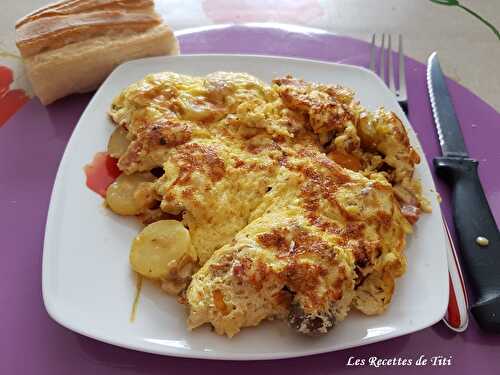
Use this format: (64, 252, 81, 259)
(104, 71, 429, 337)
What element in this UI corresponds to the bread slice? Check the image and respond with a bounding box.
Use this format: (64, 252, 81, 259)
(15, 0, 178, 105)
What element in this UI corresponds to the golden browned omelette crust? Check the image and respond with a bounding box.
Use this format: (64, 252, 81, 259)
(106, 72, 429, 337)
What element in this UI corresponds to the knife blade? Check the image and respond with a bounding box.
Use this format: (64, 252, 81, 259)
(427, 52, 500, 333)
(427, 53, 468, 158)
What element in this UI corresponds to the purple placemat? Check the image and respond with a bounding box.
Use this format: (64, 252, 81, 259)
(1, 24, 499, 375)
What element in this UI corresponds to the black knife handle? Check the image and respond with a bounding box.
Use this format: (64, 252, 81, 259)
(434, 156, 500, 333)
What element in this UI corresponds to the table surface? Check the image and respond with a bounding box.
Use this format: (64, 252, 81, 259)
(1, 0, 499, 116)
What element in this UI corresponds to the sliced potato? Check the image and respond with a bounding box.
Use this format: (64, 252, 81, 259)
(130, 220, 194, 279)
(178, 93, 224, 122)
(106, 173, 155, 216)
(107, 127, 130, 158)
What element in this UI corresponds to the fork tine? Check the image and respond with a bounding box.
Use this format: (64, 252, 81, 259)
(379, 34, 386, 82)
(369, 34, 376, 71)
(398, 34, 407, 99)
(387, 35, 396, 93)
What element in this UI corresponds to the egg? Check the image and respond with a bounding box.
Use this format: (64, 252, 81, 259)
(106, 71, 427, 337)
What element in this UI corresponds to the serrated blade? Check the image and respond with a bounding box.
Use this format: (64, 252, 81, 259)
(427, 52, 468, 157)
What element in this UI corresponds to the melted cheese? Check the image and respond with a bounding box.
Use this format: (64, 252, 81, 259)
(107, 72, 427, 337)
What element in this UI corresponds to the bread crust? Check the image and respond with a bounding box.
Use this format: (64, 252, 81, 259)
(15, 0, 178, 105)
(16, 0, 155, 28)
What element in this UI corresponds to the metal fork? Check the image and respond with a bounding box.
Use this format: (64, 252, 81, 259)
(371, 34, 469, 332)
(369, 34, 408, 115)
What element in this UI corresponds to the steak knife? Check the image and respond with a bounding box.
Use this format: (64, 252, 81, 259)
(427, 52, 500, 333)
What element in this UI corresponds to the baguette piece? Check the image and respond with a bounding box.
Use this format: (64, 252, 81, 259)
(15, 0, 178, 105)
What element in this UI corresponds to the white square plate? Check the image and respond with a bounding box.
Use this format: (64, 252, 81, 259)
(43, 54, 448, 360)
